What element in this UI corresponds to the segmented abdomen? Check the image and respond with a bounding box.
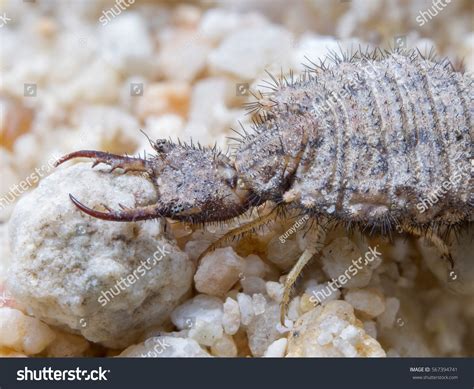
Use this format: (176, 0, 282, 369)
(285, 53, 473, 227)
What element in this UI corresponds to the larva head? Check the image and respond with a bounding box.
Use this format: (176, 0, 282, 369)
(148, 140, 252, 222)
(56, 141, 253, 223)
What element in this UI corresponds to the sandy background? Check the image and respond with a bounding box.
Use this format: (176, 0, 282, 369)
(0, 0, 473, 357)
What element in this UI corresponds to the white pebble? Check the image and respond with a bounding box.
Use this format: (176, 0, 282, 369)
(194, 247, 244, 297)
(237, 293, 254, 326)
(252, 293, 267, 316)
(222, 297, 240, 336)
(243, 254, 269, 278)
(317, 332, 333, 346)
(363, 321, 378, 339)
(209, 25, 293, 79)
(344, 289, 386, 318)
(100, 13, 154, 75)
(263, 338, 287, 357)
(0, 308, 56, 354)
(321, 238, 374, 288)
(189, 319, 223, 347)
(171, 295, 223, 329)
(265, 281, 284, 303)
(241, 276, 267, 295)
(120, 336, 210, 358)
(339, 325, 361, 344)
(377, 297, 400, 328)
(210, 333, 238, 357)
(8, 164, 193, 349)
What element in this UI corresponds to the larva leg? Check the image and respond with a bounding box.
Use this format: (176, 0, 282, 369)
(280, 249, 316, 325)
(197, 207, 279, 263)
(401, 223, 454, 268)
(55, 150, 152, 174)
(280, 223, 326, 325)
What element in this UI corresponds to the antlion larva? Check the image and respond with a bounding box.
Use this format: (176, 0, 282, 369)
(56, 48, 473, 322)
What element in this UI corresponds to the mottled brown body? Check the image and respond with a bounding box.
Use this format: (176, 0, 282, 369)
(237, 52, 473, 233)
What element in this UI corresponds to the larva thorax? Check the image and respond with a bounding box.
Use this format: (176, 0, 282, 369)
(236, 51, 473, 231)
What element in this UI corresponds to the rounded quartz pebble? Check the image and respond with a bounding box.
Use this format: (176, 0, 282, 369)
(7, 163, 194, 348)
(194, 247, 244, 297)
(286, 301, 385, 357)
(171, 294, 224, 347)
(119, 336, 210, 358)
(321, 238, 375, 288)
(263, 338, 288, 357)
(0, 307, 56, 355)
(222, 297, 240, 335)
(210, 333, 238, 357)
(266, 234, 302, 270)
(344, 288, 386, 318)
(246, 302, 283, 357)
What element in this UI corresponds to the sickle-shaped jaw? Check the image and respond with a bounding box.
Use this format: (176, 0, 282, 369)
(69, 194, 164, 222)
(55, 150, 153, 174)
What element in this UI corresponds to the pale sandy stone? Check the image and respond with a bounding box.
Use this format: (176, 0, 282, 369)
(137, 82, 191, 120)
(194, 247, 244, 297)
(99, 12, 155, 76)
(307, 282, 341, 305)
(158, 29, 211, 82)
(243, 254, 269, 278)
(363, 321, 378, 339)
(120, 336, 211, 358)
(143, 114, 185, 149)
(237, 293, 254, 326)
(252, 293, 267, 316)
(198, 9, 264, 42)
(321, 238, 375, 288)
(286, 301, 385, 357)
(377, 297, 400, 329)
(266, 281, 284, 303)
(0, 149, 21, 222)
(45, 331, 89, 357)
(184, 240, 210, 263)
(171, 295, 224, 347)
(246, 303, 282, 357)
(0, 347, 27, 357)
(241, 276, 267, 295)
(209, 25, 293, 79)
(0, 224, 12, 284)
(189, 320, 223, 347)
(344, 288, 386, 318)
(56, 59, 121, 105)
(172, 4, 202, 29)
(68, 106, 142, 154)
(266, 235, 301, 270)
(210, 333, 238, 357)
(222, 297, 240, 336)
(263, 338, 287, 357)
(184, 77, 238, 146)
(0, 307, 56, 354)
(8, 164, 194, 348)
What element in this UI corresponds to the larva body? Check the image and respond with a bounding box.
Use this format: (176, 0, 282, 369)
(57, 50, 473, 322)
(237, 52, 473, 233)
